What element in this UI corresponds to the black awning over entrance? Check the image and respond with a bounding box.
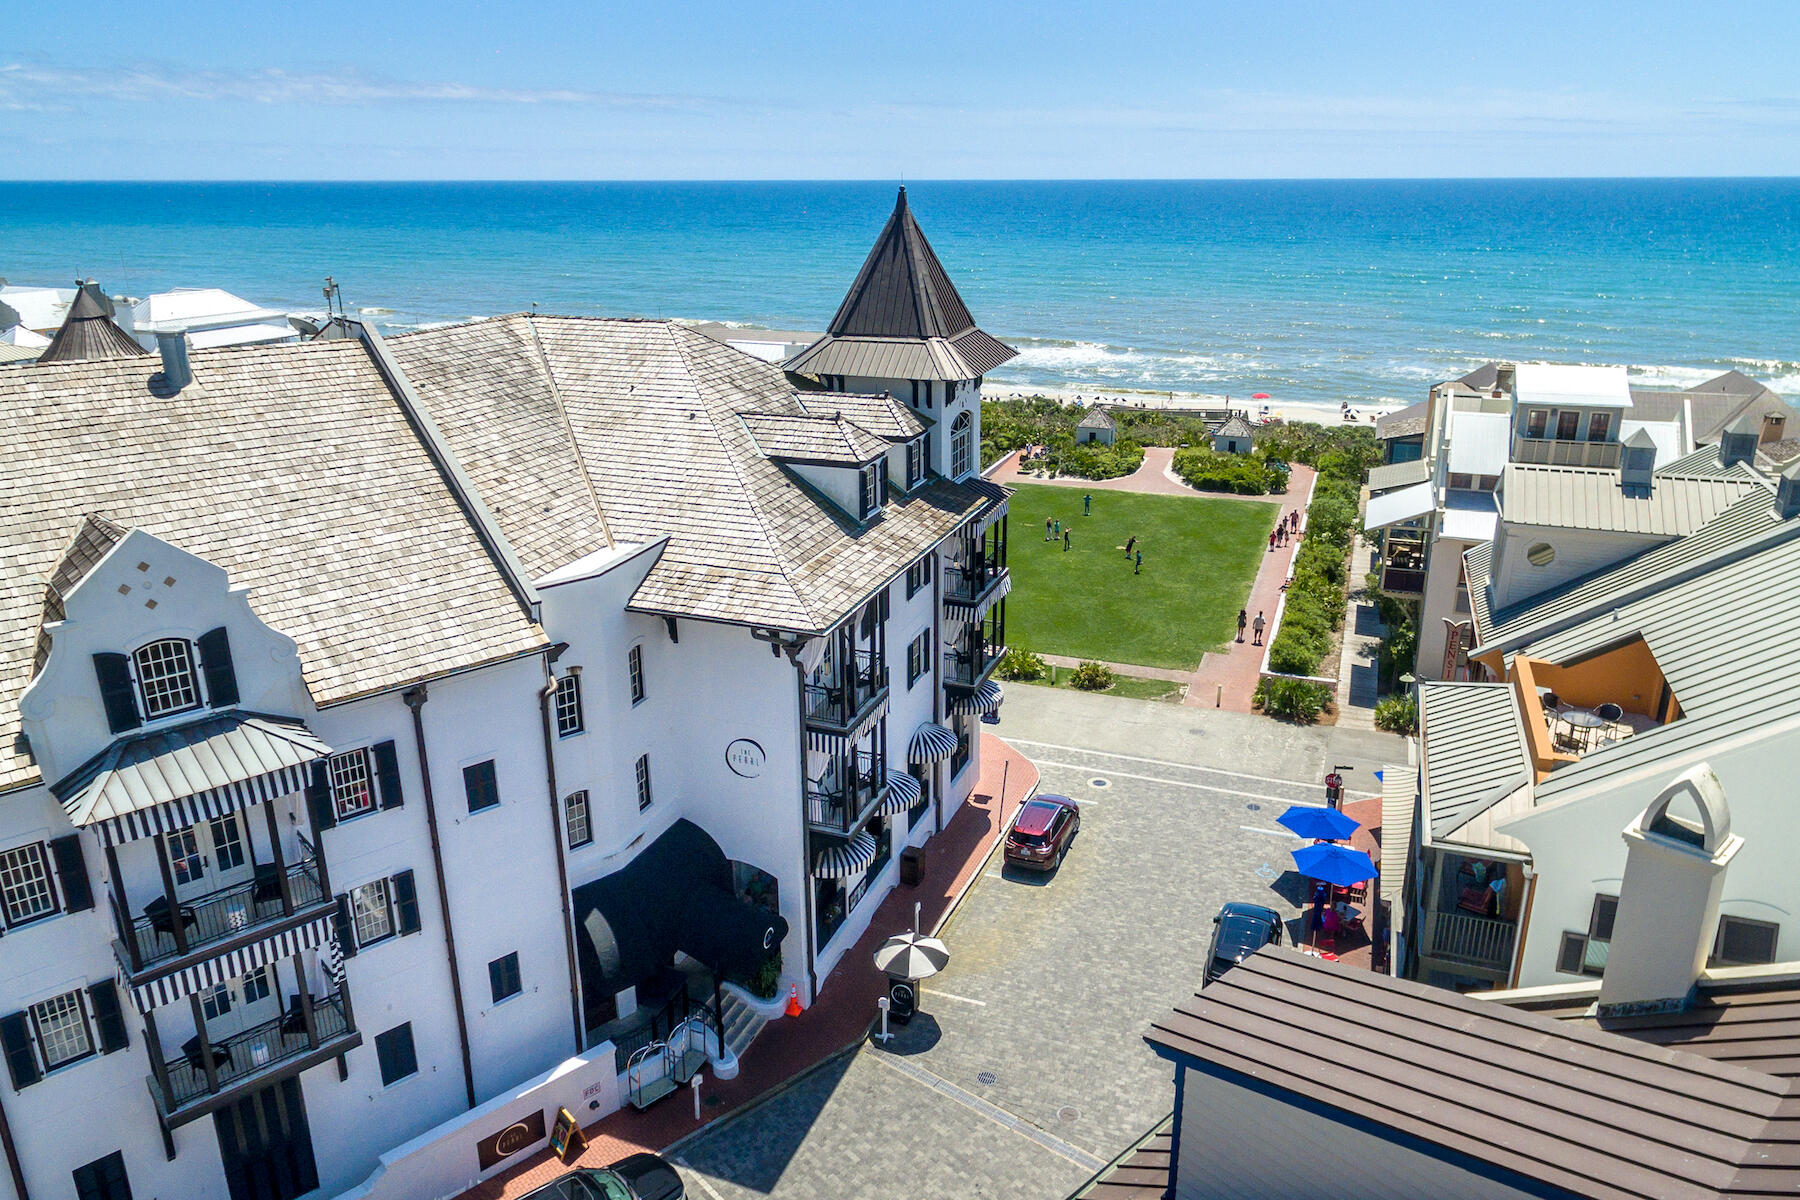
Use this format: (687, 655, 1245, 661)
(572, 819, 788, 1033)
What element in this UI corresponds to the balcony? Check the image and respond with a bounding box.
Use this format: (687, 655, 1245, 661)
(944, 548, 1008, 606)
(806, 750, 888, 835)
(804, 649, 888, 732)
(118, 856, 328, 975)
(149, 992, 358, 1127)
(1512, 437, 1622, 469)
(1381, 566, 1426, 595)
(946, 610, 1005, 691)
(1425, 909, 1516, 973)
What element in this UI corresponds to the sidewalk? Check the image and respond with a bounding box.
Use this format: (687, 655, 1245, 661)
(1334, 535, 1387, 732)
(460, 733, 1039, 1199)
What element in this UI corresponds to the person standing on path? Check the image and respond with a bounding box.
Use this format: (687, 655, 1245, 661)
(1084, 493, 1091, 516)
(1063, 529, 1072, 552)
(1268, 529, 1276, 553)
(1134, 550, 1142, 575)
(1237, 609, 1248, 642)
(1252, 611, 1266, 646)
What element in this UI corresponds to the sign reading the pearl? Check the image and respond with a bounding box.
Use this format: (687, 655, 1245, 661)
(726, 738, 767, 778)
(476, 1107, 547, 1170)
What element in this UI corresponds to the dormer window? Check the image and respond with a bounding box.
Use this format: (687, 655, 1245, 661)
(859, 462, 886, 519)
(132, 639, 202, 719)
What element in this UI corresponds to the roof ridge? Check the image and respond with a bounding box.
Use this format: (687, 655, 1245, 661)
(523, 313, 615, 552)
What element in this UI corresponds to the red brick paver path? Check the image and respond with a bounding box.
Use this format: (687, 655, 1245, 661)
(460, 734, 1039, 1199)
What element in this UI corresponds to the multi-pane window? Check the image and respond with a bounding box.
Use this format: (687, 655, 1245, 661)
(464, 760, 500, 813)
(635, 755, 653, 812)
(330, 748, 376, 820)
(375, 1023, 418, 1086)
(30, 991, 93, 1070)
(628, 646, 645, 705)
(132, 638, 201, 719)
(351, 880, 395, 947)
(565, 791, 592, 849)
(950, 412, 973, 478)
(859, 463, 883, 519)
(1556, 410, 1580, 440)
(489, 952, 522, 1003)
(1587, 412, 1612, 442)
(906, 630, 931, 687)
(905, 557, 932, 599)
(166, 828, 203, 886)
(200, 983, 232, 1021)
(555, 674, 584, 736)
(241, 966, 272, 1005)
(906, 438, 924, 487)
(0, 843, 56, 927)
(209, 816, 245, 871)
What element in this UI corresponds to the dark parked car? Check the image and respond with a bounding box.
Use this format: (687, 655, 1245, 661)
(1205, 902, 1284, 984)
(520, 1154, 685, 1200)
(1004, 795, 1080, 870)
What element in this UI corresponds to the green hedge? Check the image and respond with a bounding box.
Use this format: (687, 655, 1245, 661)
(1170, 448, 1286, 495)
(1049, 439, 1146, 480)
(1254, 677, 1331, 722)
(1262, 449, 1367, 681)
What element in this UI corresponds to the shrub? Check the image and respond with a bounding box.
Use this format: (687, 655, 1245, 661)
(1255, 677, 1331, 722)
(1052, 439, 1145, 480)
(997, 648, 1048, 681)
(1171, 448, 1280, 495)
(1374, 694, 1419, 735)
(1069, 660, 1115, 691)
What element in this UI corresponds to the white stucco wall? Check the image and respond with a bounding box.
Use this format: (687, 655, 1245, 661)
(1488, 523, 1667, 612)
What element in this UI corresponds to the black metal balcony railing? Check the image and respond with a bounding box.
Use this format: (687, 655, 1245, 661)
(1381, 567, 1427, 595)
(804, 650, 888, 729)
(156, 993, 352, 1114)
(806, 752, 888, 834)
(944, 550, 1006, 604)
(123, 858, 326, 972)
(946, 632, 1004, 689)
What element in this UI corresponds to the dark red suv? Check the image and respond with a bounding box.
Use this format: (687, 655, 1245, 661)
(1004, 795, 1080, 871)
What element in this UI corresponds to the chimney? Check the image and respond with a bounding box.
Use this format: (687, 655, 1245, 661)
(1619, 428, 1657, 496)
(1776, 458, 1800, 520)
(1718, 413, 1759, 468)
(1597, 764, 1741, 1017)
(155, 331, 192, 392)
(1497, 364, 1517, 398)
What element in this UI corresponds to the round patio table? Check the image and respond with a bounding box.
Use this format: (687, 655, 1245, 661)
(1562, 708, 1608, 749)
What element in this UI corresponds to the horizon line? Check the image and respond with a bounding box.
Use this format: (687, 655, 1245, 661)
(5, 174, 1800, 186)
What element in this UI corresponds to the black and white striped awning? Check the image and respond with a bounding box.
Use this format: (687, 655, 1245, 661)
(944, 573, 1011, 619)
(970, 490, 1010, 538)
(123, 913, 335, 1014)
(813, 831, 880, 879)
(805, 695, 890, 753)
(908, 722, 959, 765)
(949, 679, 1004, 717)
(53, 713, 330, 847)
(875, 773, 919, 816)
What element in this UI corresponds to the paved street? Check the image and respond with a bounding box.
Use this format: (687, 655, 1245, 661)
(671, 689, 1407, 1199)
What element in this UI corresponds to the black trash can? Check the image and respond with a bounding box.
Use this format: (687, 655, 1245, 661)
(900, 847, 924, 887)
(887, 976, 917, 1025)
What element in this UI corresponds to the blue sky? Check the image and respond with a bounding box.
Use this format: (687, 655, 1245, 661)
(7, 1, 1800, 179)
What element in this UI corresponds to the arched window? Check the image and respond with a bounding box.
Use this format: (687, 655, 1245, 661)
(132, 638, 202, 719)
(951, 411, 973, 479)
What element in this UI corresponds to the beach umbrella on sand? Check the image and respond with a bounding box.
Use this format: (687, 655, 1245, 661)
(1276, 805, 1361, 841)
(1291, 844, 1377, 888)
(1252, 392, 1272, 400)
(875, 931, 950, 981)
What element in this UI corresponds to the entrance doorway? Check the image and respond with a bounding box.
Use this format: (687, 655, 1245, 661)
(213, 1076, 319, 1200)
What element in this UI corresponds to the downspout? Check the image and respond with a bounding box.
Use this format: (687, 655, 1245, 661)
(933, 543, 946, 835)
(783, 640, 821, 1003)
(0, 1086, 30, 1200)
(403, 684, 478, 1109)
(535, 649, 585, 1052)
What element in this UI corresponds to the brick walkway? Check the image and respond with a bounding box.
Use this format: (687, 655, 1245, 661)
(458, 734, 1039, 1199)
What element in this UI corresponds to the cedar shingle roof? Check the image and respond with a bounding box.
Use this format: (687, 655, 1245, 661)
(796, 390, 931, 439)
(1148, 947, 1800, 1200)
(741, 412, 888, 464)
(388, 316, 1000, 634)
(0, 338, 548, 793)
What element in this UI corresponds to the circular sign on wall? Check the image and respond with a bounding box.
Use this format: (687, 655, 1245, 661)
(726, 739, 767, 779)
(495, 1123, 537, 1157)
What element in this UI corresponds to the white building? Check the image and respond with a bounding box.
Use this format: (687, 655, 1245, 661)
(0, 191, 1015, 1200)
(129, 288, 299, 352)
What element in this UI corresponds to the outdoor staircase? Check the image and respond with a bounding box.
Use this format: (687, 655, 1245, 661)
(718, 989, 768, 1062)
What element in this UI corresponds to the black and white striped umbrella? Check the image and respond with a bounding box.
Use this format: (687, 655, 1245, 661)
(874, 931, 950, 981)
(813, 831, 880, 879)
(949, 679, 1004, 716)
(877, 771, 922, 815)
(908, 722, 958, 764)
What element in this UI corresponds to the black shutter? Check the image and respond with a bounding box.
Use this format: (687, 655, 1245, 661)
(197, 626, 239, 707)
(86, 982, 128, 1054)
(92, 653, 140, 734)
(305, 760, 335, 831)
(49, 835, 93, 914)
(391, 870, 420, 936)
(372, 741, 404, 810)
(0, 1011, 40, 1090)
(333, 894, 358, 957)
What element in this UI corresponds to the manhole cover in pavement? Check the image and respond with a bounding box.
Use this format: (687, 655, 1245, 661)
(1058, 1106, 1080, 1123)
(976, 1071, 997, 1086)
(1245, 803, 1261, 812)
(1089, 777, 1110, 789)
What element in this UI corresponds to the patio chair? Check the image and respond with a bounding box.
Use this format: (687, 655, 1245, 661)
(1595, 702, 1624, 724)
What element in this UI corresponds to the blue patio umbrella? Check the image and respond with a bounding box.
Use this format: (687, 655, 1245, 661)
(1291, 843, 1377, 888)
(1276, 805, 1361, 841)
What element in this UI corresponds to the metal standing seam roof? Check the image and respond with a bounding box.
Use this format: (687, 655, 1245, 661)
(740, 412, 889, 464)
(1146, 947, 1800, 1200)
(37, 282, 149, 364)
(1512, 363, 1633, 409)
(1365, 458, 1431, 495)
(1363, 481, 1436, 531)
(1418, 681, 1533, 842)
(1445, 409, 1511, 476)
(1377, 764, 1419, 927)
(1498, 461, 1763, 535)
(1439, 489, 1499, 543)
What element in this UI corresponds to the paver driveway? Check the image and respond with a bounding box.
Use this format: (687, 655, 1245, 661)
(671, 689, 1399, 1199)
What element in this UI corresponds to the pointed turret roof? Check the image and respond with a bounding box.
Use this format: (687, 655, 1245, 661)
(38, 282, 148, 364)
(786, 188, 1015, 383)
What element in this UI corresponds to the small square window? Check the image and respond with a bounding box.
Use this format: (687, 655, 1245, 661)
(488, 952, 522, 1004)
(565, 791, 592, 849)
(200, 983, 232, 1022)
(635, 755, 653, 812)
(463, 760, 500, 813)
(241, 966, 272, 1006)
(0, 843, 57, 928)
(375, 1022, 418, 1086)
(351, 879, 395, 947)
(72, 1151, 132, 1200)
(555, 675, 584, 737)
(30, 990, 93, 1070)
(330, 748, 376, 820)
(628, 646, 645, 706)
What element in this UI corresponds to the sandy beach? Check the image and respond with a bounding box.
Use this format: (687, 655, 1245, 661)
(985, 380, 1401, 428)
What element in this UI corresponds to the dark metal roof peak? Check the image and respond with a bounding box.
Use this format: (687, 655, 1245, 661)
(38, 281, 147, 364)
(827, 190, 977, 341)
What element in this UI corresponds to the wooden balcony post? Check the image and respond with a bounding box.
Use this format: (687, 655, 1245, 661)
(189, 993, 220, 1095)
(154, 833, 189, 956)
(105, 844, 142, 972)
(261, 802, 293, 916)
(142, 1007, 177, 1118)
(293, 953, 319, 1050)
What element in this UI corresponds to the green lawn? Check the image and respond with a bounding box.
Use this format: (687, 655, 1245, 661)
(1014, 667, 1187, 703)
(1006, 483, 1278, 670)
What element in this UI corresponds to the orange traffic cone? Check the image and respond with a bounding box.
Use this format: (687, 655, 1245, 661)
(784, 984, 805, 1017)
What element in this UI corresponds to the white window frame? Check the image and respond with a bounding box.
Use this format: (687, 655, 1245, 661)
(635, 755, 653, 812)
(628, 646, 645, 706)
(240, 965, 273, 1006)
(0, 842, 57, 928)
(859, 463, 882, 519)
(950, 411, 973, 478)
(555, 674, 585, 737)
(906, 438, 924, 487)
(208, 815, 246, 872)
(351, 879, 396, 947)
(330, 748, 377, 821)
(132, 637, 203, 720)
(30, 990, 94, 1072)
(200, 982, 233, 1021)
(565, 790, 592, 849)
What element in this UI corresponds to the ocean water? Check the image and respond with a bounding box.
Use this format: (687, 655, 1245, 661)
(4, 180, 1798, 409)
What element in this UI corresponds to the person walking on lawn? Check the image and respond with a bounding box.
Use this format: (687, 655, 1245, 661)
(1134, 550, 1142, 575)
(1124, 534, 1137, 558)
(1237, 609, 1248, 642)
(1063, 528, 1072, 551)
(1084, 493, 1091, 516)
(1252, 611, 1266, 646)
